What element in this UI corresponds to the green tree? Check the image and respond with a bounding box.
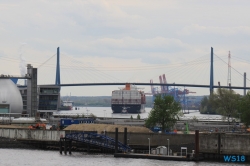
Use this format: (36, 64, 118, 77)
(200, 96, 209, 113)
(211, 88, 240, 124)
(90, 113, 97, 119)
(238, 92, 250, 127)
(145, 95, 181, 132)
(200, 96, 208, 106)
(192, 116, 198, 123)
(200, 96, 216, 114)
(137, 114, 141, 120)
(130, 115, 133, 120)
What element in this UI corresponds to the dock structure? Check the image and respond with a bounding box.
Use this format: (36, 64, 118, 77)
(0, 127, 249, 162)
(59, 137, 72, 155)
(114, 130, 203, 162)
(63, 130, 131, 153)
(114, 153, 199, 161)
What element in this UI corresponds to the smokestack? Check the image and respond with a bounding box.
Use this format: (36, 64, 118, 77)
(19, 44, 27, 77)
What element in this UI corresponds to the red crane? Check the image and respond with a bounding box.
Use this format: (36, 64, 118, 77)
(162, 74, 168, 92)
(159, 75, 164, 93)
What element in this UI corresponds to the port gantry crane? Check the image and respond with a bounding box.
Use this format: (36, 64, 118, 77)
(147, 74, 196, 111)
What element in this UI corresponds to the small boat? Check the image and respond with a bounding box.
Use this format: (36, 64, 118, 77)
(59, 93, 74, 111)
(59, 100, 73, 110)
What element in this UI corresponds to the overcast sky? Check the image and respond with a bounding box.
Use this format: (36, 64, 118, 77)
(1, 0, 250, 96)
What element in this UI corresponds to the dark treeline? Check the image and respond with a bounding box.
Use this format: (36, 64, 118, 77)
(200, 88, 250, 127)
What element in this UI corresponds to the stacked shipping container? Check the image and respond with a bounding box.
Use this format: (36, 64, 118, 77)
(111, 84, 146, 113)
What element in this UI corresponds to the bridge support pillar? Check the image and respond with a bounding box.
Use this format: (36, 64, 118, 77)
(55, 47, 61, 86)
(59, 138, 62, 154)
(64, 138, 67, 155)
(195, 130, 199, 160)
(124, 128, 127, 146)
(210, 47, 214, 95)
(69, 140, 72, 155)
(115, 128, 118, 153)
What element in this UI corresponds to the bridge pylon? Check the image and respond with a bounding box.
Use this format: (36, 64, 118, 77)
(210, 47, 214, 95)
(55, 47, 61, 86)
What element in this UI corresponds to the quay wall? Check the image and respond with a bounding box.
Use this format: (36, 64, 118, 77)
(0, 128, 250, 155)
(200, 133, 250, 155)
(0, 128, 65, 141)
(106, 132, 194, 146)
(105, 132, 195, 153)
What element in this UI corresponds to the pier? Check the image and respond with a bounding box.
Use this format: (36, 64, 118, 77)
(0, 126, 249, 162)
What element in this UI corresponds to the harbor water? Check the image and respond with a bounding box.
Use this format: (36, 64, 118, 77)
(0, 108, 244, 165)
(0, 149, 248, 166)
(56, 107, 223, 120)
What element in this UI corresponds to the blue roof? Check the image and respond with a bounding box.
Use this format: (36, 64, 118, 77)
(11, 78, 18, 84)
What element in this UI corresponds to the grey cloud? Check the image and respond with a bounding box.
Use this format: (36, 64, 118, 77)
(1, 0, 250, 96)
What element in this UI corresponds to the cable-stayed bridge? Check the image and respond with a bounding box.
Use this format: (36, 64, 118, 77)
(34, 47, 250, 95)
(1, 47, 250, 96)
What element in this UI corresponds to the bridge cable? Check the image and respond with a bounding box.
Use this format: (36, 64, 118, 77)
(37, 54, 56, 68)
(141, 55, 211, 83)
(60, 53, 122, 83)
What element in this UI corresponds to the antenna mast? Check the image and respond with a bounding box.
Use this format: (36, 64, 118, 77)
(227, 51, 231, 87)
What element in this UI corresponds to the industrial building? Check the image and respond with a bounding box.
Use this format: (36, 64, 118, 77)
(37, 85, 61, 118)
(0, 79, 23, 114)
(0, 64, 61, 119)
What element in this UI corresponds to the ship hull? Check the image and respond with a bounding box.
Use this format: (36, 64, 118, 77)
(112, 104, 145, 114)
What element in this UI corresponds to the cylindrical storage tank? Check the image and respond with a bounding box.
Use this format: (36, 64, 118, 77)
(0, 79, 23, 113)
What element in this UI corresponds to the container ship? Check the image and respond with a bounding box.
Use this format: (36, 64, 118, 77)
(59, 100, 74, 111)
(111, 83, 146, 114)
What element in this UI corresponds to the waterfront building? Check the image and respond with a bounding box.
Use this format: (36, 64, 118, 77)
(38, 85, 61, 117)
(1, 64, 61, 118)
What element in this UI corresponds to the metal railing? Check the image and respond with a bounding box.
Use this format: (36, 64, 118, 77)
(65, 132, 131, 152)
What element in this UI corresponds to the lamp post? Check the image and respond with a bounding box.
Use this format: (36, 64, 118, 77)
(228, 114, 231, 132)
(207, 111, 210, 131)
(237, 112, 242, 132)
(167, 139, 169, 156)
(112, 112, 113, 124)
(148, 138, 150, 155)
(103, 110, 106, 120)
(86, 109, 89, 118)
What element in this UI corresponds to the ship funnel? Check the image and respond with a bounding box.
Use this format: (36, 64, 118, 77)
(125, 83, 131, 90)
